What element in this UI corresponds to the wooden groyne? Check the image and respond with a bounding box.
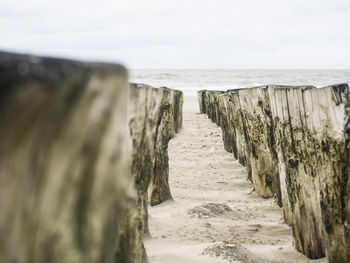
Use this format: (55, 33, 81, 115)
(198, 84, 350, 263)
(0, 51, 183, 263)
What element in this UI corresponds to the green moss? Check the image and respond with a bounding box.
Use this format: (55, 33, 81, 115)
(200, 85, 350, 261)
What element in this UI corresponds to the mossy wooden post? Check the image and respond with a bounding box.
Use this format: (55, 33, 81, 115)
(129, 84, 183, 260)
(268, 86, 296, 224)
(210, 91, 225, 124)
(128, 83, 164, 261)
(0, 52, 136, 263)
(225, 90, 249, 167)
(217, 93, 234, 153)
(237, 87, 277, 198)
(303, 84, 350, 263)
(172, 89, 183, 134)
(198, 90, 207, 114)
(205, 91, 215, 122)
(268, 85, 326, 259)
(148, 87, 183, 206)
(149, 87, 174, 206)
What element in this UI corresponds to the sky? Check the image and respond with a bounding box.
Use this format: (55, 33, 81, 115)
(0, 0, 349, 69)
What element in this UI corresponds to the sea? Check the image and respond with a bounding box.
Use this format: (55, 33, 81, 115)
(130, 69, 350, 96)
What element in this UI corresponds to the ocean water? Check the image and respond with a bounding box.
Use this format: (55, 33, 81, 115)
(130, 69, 350, 96)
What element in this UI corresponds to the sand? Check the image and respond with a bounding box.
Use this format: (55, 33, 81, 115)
(144, 96, 326, 263)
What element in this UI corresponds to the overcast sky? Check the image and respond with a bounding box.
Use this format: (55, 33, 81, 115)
(0, 0, 349, 69)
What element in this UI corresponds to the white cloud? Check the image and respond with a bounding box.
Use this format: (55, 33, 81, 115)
(0, 0, 349, 68)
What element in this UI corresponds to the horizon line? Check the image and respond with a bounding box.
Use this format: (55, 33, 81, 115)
(130, 68, 350, 71)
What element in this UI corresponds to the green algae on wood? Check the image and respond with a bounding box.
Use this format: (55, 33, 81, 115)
(198, 83, 350, 261)
(0, 52, 184, 263)
(128, 83, 183, 262)
(269, 85, 326, 259)
(146, 86, 183, 206)
(304, 84, 350, 263)
(0, 51, 135, 263)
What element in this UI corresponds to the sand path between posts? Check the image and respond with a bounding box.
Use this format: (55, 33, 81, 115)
(145, 96, 326, 263)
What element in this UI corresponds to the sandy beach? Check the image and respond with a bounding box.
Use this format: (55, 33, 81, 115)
(2, 1, 349, 260)
(145, 96, 327, 263)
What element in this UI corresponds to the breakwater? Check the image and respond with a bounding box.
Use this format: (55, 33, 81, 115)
(198, 84, 350, 262)
(127, 83, 183, 261)
(0, 51, 182, 263)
